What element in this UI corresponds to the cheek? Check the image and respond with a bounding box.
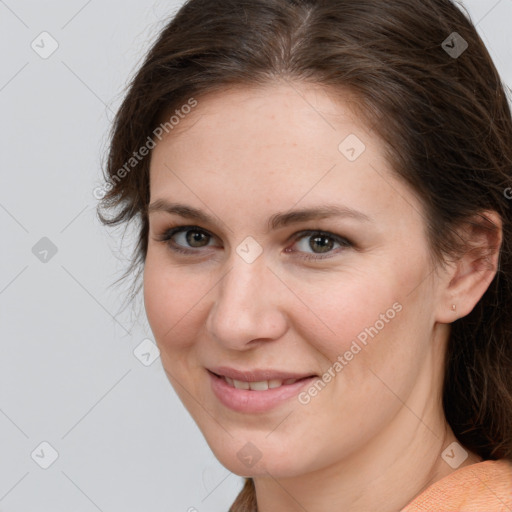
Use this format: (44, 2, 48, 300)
(143, 257, 171, 336)
(287, 269, 404, 357)
(142, 252, 205, 349)
(286, 261, 428, 398)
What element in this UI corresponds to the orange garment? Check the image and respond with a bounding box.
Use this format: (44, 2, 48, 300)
(401, 459, 512, 512)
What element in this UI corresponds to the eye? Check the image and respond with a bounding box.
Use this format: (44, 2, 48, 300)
(155, 225, 353, 261)
(286, 230, 352, 260)
(156, 225, 219, 254)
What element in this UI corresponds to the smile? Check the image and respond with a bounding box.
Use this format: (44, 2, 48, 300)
(208, 370, 318, 413)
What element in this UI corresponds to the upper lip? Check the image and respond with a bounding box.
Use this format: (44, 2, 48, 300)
(207, 366, 317, 382)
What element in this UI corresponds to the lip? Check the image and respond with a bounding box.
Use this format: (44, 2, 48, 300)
(207, 369, 318, 414)
(207, 366, 316, 382)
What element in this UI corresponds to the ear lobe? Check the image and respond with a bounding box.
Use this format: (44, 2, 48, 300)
(436, 210, 502, 323)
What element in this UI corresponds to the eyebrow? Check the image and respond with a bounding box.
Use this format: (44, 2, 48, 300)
(147, 199, 373, 231)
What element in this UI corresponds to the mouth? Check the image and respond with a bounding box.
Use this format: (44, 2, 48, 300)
(207, 368, 319, 413)
(208, 370, 315, 391)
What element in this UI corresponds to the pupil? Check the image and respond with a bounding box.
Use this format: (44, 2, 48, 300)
(310, 235, 333, 253)
(187, 230, 208, 247)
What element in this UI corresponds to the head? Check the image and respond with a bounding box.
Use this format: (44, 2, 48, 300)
(98, 0, 512, 507)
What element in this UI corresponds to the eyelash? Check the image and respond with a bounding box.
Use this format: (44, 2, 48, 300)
(155, 225, 353, 261)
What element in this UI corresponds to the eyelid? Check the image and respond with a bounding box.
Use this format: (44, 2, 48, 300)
(157, 224, 217, 240)
(289, 229, 350, 244)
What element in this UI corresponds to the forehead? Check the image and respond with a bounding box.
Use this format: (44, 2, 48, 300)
(153, 82, 365, 159)
(148, 83, 424, 230)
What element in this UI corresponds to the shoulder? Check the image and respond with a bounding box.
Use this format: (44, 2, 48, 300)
(401, 459, 512, 512)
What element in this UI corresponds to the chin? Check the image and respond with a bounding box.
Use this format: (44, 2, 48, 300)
(201, 431, 309, 478)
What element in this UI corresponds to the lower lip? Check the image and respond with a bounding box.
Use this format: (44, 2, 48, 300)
(208, 371, 317, 413)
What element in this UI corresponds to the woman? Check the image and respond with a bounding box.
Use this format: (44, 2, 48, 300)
(97, 0, 512, 510)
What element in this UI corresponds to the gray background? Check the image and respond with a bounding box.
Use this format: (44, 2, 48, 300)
(0, 1, 511, 510)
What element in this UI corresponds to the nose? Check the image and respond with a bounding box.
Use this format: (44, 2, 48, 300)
(205, 253, 288, 350)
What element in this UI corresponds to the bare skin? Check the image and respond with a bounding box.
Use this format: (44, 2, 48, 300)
(143, 82, 499, 511)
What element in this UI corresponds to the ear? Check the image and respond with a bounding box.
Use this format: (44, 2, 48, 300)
(435, 210, 502, 323)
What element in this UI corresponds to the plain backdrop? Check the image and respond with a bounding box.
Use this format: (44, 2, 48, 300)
(0, 1, 511, 510)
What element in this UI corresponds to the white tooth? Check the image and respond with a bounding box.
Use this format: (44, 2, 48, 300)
(233, 379, 250, 390)
(268, 379, 283, 389)
(249, 380, 269, 391)
(283, 378, 298, 385)
(225, 377, 234, 387)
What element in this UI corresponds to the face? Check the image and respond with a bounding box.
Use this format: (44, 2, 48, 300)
(144, 83, 444, 478)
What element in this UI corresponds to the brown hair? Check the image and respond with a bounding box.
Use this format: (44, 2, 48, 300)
(97, 0, 512, 509)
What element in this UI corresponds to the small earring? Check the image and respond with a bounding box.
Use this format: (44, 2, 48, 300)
(451, 304, 456, 311)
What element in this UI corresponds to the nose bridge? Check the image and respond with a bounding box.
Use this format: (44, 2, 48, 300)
(206, 253, 287, 347)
